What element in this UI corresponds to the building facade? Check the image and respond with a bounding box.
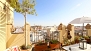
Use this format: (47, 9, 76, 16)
(0, 0, 14, 51)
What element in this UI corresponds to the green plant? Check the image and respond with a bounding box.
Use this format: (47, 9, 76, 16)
(63, 38, 72, 45)
(45, 39, 50, 43)
(50, 40, 59, 44)
(27, 45, 32, 49)
(36, 41, 47, 46)
(71, 41, 75, 44)
(20, 44, 32, 50)
(66, 41, 70, 45)
(75, 36, 80, 40)
(63, 38, 68, 44)
(84, 36, 90, 39)
(20, 44, 27, 50)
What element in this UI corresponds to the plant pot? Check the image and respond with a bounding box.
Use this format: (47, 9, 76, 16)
(49, 43, 60, 50)
(86, 39, 90, 43)
(34, 44, 47, 51)
(75, 40, 79, 43)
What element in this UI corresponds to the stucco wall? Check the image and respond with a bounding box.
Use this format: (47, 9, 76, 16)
(6, 24, 31, 48)
(7, 33, 25, 48)
(70, 25, 74, 41)
(87, 29, 91, 36)
(0, 0, 14, 50)
(59, 24, 67, 44)
(59, 24, 75, 44)
(0, 0, 7, 51)
(0, 11, 6, 51)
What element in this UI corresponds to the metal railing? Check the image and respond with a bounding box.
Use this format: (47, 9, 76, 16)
(30, 30, 60, 44)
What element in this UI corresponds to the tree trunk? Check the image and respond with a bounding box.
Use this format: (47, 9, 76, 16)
(24, 12, 27, 46)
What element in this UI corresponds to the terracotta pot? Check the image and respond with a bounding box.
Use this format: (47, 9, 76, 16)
(34, 44, 47, 51)
(75, 40, 79, 43)
(86, 39, 90, 43)
(49, 43, 60, 50)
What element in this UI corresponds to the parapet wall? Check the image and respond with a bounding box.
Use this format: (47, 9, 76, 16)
(6, 24, 31, 48)
(58, 23, 74, 44)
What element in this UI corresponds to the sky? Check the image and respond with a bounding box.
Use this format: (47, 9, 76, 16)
(14, 0, 91, 26)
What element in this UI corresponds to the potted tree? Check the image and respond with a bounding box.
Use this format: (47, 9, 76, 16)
(49, 40, 60, 50)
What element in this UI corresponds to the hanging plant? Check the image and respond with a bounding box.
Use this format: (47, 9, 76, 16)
(67, 31, 72, 40)
(67, 34, 72, 39)
(85, 24, 90, 29)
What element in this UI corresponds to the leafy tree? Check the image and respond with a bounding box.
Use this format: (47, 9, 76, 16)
(7, 0, 37, 46)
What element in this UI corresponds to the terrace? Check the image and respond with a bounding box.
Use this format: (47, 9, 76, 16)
(3, 23, 91, 51)
(1, 0, 91, 51)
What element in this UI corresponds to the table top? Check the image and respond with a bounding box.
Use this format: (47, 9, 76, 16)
(63, 44, 91, 51)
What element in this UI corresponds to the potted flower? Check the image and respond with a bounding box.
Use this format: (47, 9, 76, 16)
(84, 36, 90, 43)
(49, 40, 60, 50)
(34, 42, 47, 51)
(20, 44, 31, 51)
(75, 36, 80, 43)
